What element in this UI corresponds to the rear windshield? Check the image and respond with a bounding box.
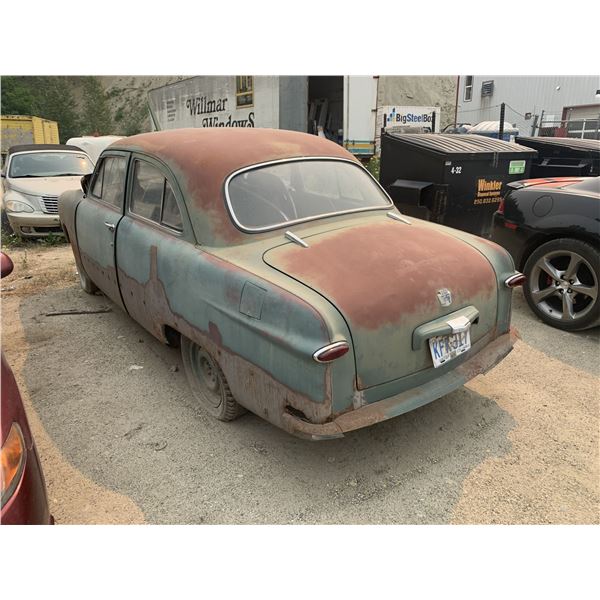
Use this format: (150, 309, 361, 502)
(227, 159, 392, 231)
(9, 152, 93, 178)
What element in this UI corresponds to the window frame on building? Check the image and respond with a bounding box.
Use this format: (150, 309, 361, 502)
(464, 76, 473, 102)
(236, 76, 254, 108)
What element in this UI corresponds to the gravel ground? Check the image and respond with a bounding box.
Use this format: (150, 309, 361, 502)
(1, 245, 598, 524)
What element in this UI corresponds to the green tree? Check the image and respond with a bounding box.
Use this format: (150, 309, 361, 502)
(80, 76, 113, 135)
(34, 77, 80, 142)
(1, 76, 80, 143)
(1, 76, 36, 115)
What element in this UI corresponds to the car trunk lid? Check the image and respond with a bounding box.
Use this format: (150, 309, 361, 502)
(263, 219, 498, 389)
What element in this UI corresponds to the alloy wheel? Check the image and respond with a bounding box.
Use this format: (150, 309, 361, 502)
(529, 250, 598, 323)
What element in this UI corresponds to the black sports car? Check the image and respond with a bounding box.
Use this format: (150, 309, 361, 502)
(492, 176, 600, 331)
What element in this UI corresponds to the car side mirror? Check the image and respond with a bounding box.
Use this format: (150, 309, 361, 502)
(81, 173, 92, 196)
(1, 252, 14, 279)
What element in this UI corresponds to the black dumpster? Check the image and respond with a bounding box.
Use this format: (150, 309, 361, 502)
(380, 133, 537, 237)
(515, 136, 600, 178)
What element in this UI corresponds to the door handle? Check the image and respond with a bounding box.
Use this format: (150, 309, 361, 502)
(104, 221, 116, 232)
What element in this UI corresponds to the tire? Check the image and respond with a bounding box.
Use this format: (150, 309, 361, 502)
(1, 210, 14, 236)
(76, 260, 98, 294)
(180, 335, 245, 421)
(523, 238, 600, 331)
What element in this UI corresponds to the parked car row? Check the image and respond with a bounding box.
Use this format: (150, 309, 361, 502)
(1, 129, 598, 523)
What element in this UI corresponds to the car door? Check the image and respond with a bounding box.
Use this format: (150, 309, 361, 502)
(115, 154, 195, 340)
(76, 151, 129, 310)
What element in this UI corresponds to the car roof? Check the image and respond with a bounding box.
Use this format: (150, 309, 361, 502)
(110, 128, 357, 245)
(7, 144, 84, 156)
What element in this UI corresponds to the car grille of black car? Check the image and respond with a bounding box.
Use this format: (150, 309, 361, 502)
(41, 195, 59, 214)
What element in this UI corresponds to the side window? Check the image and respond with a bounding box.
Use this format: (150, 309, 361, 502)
(90, 157, 127, 208)
(130, 160, 183, 232)
(130, 161, 163, 222)
(103, 158, 127, 208)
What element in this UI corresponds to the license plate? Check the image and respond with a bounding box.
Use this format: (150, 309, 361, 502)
(428, 329, 471, 368)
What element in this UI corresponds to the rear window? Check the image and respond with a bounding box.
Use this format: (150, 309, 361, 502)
(227, 159, 391, 231)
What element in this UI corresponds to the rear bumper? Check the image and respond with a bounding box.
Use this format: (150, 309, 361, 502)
(491, 213, 527, 269)
(282, 328, 518, 440)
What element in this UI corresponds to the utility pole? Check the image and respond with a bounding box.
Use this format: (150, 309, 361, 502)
(498, 103, 506, 140)
(454, 76, 460, 127)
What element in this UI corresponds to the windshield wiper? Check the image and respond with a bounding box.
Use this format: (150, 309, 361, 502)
(10, 174, 49, 178)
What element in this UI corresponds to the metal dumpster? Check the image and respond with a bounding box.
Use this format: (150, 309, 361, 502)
(379, 133, 537, 237)
(515, 136, 600, 177)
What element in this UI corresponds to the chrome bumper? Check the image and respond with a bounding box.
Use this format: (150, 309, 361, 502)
(282, 328, 518, 440)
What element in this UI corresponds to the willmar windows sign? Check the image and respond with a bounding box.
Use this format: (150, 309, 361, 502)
(148, 76, 280, 131)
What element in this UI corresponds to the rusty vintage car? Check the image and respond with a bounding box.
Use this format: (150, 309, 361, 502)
(59, 128, 521, 440)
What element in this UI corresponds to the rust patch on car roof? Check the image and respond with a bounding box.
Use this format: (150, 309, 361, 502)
(111, 128, 357, 245)
(268, 221, 497, 330)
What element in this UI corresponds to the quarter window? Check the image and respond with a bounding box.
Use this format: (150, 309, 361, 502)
(129, 160, 183, 231)
(90, 163, 104, 197)
(90, 157, 127, 208)
(161, 184, 183, 230)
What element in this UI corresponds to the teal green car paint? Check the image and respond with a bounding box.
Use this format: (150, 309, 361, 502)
(59, 128, 519, 439)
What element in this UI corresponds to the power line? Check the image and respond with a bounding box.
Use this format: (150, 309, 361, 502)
(505, 103, 530, 119)
(456, 104, 501, 114)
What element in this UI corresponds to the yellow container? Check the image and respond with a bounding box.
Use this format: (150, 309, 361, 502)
(1, 115, 60, 156)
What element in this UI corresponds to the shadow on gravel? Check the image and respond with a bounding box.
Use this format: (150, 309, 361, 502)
(20, 285, 516, 525)
(510, 289, 599, 376)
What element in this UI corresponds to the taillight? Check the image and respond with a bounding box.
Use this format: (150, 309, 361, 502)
(497, 198, 505, 215)
(313, 341, 350, 363)
(505, 273, 526, 288)
(1, 423, 26, 508)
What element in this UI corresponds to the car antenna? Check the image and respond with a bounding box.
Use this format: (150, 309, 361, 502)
(284, 230, 309, 248)
(387, 211, 411, 225)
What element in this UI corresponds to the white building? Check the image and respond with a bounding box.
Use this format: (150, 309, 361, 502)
(456, 75, 600, 138)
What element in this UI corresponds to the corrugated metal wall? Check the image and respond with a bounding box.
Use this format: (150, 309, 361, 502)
(456, 75, 600, 136)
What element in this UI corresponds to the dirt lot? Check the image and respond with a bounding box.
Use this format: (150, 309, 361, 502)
(1, 244, 599, 524)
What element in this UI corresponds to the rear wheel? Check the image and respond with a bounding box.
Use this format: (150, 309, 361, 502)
(180, 336, 245, 421)
(523, 238, 600, 331)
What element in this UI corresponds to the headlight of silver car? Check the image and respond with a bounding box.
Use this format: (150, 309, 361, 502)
(4, 199, 35, 213)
